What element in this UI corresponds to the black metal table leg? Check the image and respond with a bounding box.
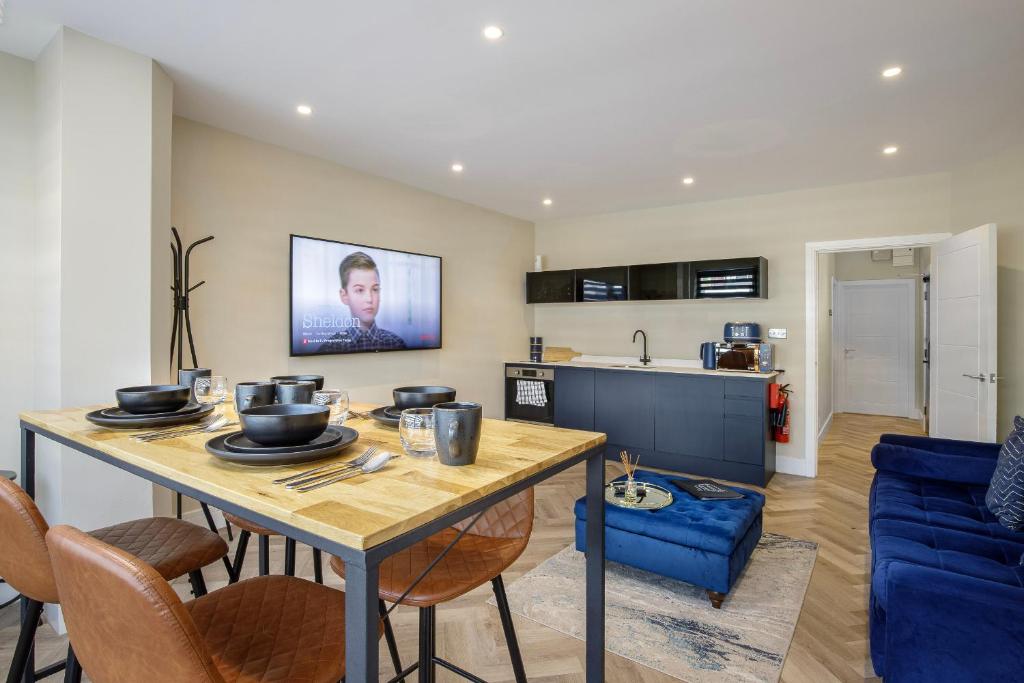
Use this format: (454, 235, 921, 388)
(19, 427, 36, 683)
(344, 556, 380, 682)
(585, 450, 605, 682)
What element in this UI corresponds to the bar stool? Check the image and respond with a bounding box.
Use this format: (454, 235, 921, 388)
(223, 512, 323, 583)
(0, 479, 229, 683)
(46, 524, 377, 683)
(332, 489, 534, 682)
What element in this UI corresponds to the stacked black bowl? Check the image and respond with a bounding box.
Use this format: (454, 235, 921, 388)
(238, 404, 330, 446)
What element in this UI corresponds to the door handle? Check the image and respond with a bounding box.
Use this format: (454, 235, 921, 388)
(844, 348, 856, 354)
(962, 373, 986, 382)
(990, 373, 1001, 384)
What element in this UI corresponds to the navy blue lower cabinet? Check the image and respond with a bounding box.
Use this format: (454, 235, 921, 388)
(654, 374, 724, 460)
(553, 367, 596, 431)
(594, 371, 655, 451)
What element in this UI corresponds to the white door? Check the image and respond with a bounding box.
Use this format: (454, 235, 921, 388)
(836, 279, 916, 417)
(930, 224, 998, 441)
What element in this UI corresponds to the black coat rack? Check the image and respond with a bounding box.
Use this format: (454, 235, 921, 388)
(170, 227, 214, 372)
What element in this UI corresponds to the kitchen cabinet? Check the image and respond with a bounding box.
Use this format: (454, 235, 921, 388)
(594, 371, 654, 450)
(553, 366, 595, 431)
(654, 374, 724, 460)
(526, 270, 574, 303)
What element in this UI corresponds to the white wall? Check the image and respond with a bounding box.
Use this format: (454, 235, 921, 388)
(534, 173, 952, 471)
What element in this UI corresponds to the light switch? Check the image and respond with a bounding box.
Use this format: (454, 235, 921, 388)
(768, 328, 787, 339)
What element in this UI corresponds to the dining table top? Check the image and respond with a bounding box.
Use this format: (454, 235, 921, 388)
(19, 402, 606, 551)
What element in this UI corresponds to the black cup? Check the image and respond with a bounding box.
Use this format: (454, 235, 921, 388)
(275, 380, 316, 404)
(234, 381, 276, 412)
(271, 375, 325, 391)
(433, 402, 482, 466)
(178, 368, 211, 403)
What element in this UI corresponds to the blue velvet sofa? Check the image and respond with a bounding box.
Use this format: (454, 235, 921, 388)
(869, 434, 1024, 682)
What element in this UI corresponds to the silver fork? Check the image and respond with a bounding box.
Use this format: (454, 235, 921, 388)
(136, 417, 234, 442)
(294, 451, 396, 492)
(276, 446, 379, 487)
(133, 418, 216, 440)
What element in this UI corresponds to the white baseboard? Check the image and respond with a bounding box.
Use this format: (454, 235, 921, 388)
(817, 413, 833, 444)
(182, 504, 227, 531)
(776, 455, 816, 478)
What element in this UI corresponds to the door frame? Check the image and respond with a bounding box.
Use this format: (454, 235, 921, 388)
(833, 278, 917, 419)
(800, 233, 951, 478)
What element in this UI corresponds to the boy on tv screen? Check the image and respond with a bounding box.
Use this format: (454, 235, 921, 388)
(319, 251, 407, 352)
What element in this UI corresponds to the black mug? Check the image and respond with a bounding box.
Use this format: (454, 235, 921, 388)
(178, 368, 211, 403)
(433, 402, 482, 466)
(235, 381, 276, 412)
(275, 380, 316, 404)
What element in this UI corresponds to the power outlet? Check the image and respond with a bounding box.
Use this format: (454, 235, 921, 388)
(768, 328, 787, 339)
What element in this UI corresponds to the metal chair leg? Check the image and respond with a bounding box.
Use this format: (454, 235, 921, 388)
(188, 570, 208, 598)
(381, 599, 403, 676)
(417, 607, 432, 683)
(258, 535, 270, 576)
(492, 575, 527, 683)
(223, 517, 234, 542)
(230, 530, 251, 583)
(313, 548, 323, 584)
(199, 502, 218, 535)
(8, 597, 42, 683)
(284, 538, 296, 576)
(63, 647, 82, 683)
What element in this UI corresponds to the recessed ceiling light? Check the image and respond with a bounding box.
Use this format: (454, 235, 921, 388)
(883, 145, 899, 155)
(483, 25, 504, 40)
(296, 104, 312, 116)
(682, 176, 695, 185)
(882, 66, 903, 78)
(451, 163, 464, 173)
(542, 198, 553, 206)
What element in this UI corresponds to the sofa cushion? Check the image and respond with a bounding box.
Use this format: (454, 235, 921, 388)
(871, 518, 1024, 607)
(985, 416, 1024, 530)
(870, 471, 1024, 542)
(573, 470, 764, 556)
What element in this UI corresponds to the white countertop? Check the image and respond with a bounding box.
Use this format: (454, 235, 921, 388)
(507, 355, 780, 380)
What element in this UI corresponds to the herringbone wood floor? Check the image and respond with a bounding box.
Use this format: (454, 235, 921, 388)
(0, 413, 921, 681)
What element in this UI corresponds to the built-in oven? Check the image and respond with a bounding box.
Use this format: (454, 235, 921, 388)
(504, 365, 555, 425)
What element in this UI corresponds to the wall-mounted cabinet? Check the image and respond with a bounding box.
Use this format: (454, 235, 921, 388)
(525, 257, 766, 304)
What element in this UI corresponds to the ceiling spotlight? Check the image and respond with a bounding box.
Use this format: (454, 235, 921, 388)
(296, 104, 313, 116)
(882, 66, 903, 78)
(883, 145, 899, 155)
(542, 198, 553, 206)
(483, 25, 504, 40)
(682, 176, 695, 185)
(451, 163, 464, 173)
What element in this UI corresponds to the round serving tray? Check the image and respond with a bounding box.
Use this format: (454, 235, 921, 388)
(605, 481, 674, 510)
(206, 426, 359, 465)
(86, 403, 214, 429)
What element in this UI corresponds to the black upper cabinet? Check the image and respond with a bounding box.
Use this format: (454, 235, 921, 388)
(628, 262, 689, 300)
(526, 270, 575, 303)
(691, 257, 767, 300)
(575, 267, 628, 302)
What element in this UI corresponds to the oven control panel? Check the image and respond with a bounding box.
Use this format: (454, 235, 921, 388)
(506, 366, 553, 380)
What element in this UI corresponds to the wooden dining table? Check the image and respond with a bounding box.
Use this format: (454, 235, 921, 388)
(18, 402, 608, 682)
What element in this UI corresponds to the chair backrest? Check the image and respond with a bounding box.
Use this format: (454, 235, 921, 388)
(46, 525, 225, 683)
(0, 478, 58, 603)
(452, 488, 534, 539)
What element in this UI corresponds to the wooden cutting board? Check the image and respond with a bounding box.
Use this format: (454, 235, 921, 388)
(542, 346, 581, 362)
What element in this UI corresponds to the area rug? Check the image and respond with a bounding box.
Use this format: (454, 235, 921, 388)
(495, 533, 817, 682)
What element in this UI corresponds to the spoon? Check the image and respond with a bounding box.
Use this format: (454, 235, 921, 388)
(136, 415, 231, 441)
(293, 451, 396, 492)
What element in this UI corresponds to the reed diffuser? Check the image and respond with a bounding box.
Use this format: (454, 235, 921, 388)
(620, 450, 641, 504)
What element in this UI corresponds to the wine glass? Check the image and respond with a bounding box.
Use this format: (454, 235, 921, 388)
(399, 408, 436, 458)
(313, 389, 349, 426)
(194, 376, 228, 414)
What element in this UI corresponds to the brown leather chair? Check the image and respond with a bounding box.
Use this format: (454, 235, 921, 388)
(46, 523, 375, 683)
(0, 478, 229, 683)
(332, 489, 533, 682)
(222, 512, 323, 583)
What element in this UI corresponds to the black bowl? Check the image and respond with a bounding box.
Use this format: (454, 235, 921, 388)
(238, 404, 330, 447)
(392, 386, 456, 409)
(115, 385, 191, 415)
(271, 375, 325, 391)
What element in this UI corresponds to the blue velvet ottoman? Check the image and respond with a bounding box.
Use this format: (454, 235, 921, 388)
(574, 470, 765, 608)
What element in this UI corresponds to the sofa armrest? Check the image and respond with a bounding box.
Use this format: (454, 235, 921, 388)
(883, 562, 1024, 682)
(871, 443, 998, 485)
(880, 433, 1001, 458)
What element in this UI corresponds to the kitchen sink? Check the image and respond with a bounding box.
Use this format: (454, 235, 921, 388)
(608, 364, 659, 369)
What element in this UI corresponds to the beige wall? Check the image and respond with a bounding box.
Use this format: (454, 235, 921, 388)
(834, 248, 930, 415)
(534, 173, 952, 468)
(950, 143, 1024, 436)
(816, 252, 835, 438)
(171, 117, 534, 417)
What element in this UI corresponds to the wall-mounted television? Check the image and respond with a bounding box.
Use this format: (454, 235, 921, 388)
(289, 234, 442, 356)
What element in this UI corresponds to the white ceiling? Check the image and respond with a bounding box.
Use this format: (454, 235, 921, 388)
(3, 1, 1024, 221)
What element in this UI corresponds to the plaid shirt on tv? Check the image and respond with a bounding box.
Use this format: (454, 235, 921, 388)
(318, 324, 407, 353)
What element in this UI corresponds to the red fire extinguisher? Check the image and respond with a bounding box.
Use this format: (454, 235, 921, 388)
(770, 383, 791, 443)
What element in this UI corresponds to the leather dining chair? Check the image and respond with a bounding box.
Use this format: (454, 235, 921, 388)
(46, 524, 375, 683)
(331, 488, 533, 683)
(0, 478, 229, 683)
(222, 512, 324, 583)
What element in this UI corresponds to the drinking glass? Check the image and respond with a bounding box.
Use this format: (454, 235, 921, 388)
(313, 389, 349, 426)
(399, 408, 436, 458)
(194, 375, 228, 414)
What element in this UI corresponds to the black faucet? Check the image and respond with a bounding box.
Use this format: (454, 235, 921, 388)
(633, 329, 652, 365)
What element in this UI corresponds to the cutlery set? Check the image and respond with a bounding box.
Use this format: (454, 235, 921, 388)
(271, 445, 396, 492)
(133, 415, 235, 441)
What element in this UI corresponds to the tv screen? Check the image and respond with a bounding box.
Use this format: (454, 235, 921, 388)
(290, 234, 442, 356)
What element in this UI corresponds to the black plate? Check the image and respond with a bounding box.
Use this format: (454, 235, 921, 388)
(370, 406, 400, 427)
(206, 426, 359, 465)
(223, 426, 346, 454)
(86, 403, 215, 429)
(99, 402, 203, 420)
(383, 405, 405, 419)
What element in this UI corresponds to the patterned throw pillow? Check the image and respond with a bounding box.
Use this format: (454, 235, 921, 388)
(986, 416, 1024, 530)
